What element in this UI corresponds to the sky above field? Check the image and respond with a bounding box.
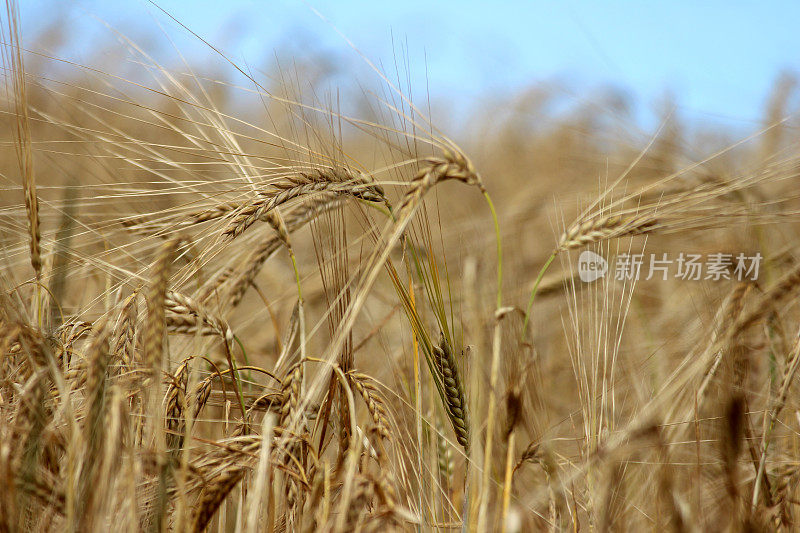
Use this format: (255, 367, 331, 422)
(20, 0, 800, 132)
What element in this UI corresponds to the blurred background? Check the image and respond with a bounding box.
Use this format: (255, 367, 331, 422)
(9, 0, 800, 312)
(5, 5, 800, 530)
(21, 0, 800, 135)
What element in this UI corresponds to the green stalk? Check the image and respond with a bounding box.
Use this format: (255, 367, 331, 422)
(483, 191, 503, 308)
(522, 250, 558, 338)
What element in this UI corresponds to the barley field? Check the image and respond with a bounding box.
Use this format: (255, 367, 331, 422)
(2, 2, 800, 532)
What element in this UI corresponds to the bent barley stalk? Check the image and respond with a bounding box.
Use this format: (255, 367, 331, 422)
(398, 151, 484, 219)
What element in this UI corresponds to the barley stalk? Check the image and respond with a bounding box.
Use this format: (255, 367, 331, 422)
(4, 1, 41, 278)
(77, 317, 111, 530)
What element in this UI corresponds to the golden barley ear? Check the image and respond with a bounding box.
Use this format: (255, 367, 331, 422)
(143, 236, 185, 374)
(165, 358, 189, 458)
(205, 195, 345, 309)
(3, 0, 40, 278)
(223, 168, 384, 240)
(558, 213, 658, 250)
(348, 371, 391, 448)
(112, 289, 139, 366)
(190, 466, 246, 533)
(398, 152, 484, 220)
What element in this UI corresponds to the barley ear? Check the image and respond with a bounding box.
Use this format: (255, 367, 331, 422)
(143, 237, 184, 374)
(432, 335, 470, 451)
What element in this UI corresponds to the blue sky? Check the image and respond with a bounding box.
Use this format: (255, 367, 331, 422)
(21, 1, 800, 131)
